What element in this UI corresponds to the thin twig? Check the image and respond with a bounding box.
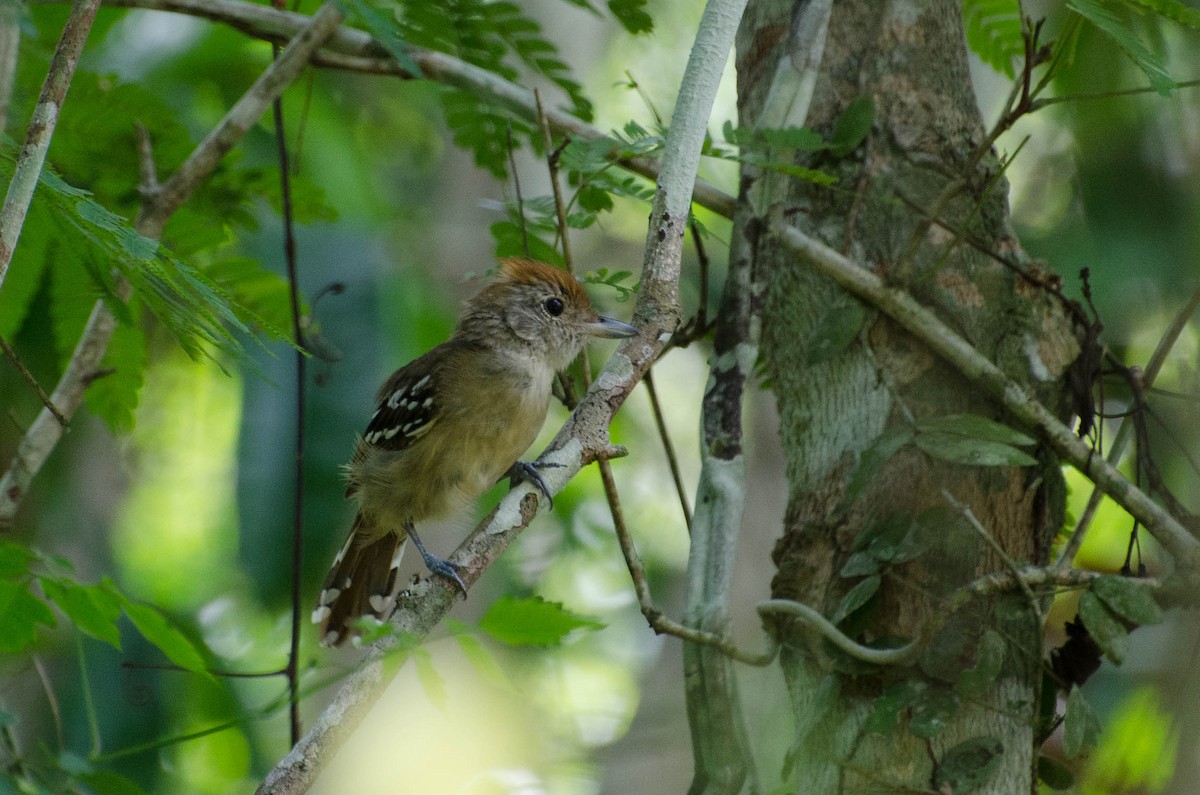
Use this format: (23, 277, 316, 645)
(32, 656, 63, 751)
(644, 369, 692, 532)
(268, 26, 307, 747)
(0, 0, 100, 291)
(1057, 286, 1200, 566)
(121, 660, 289, 678)
(533, 87, 574, 270)
(941, 489, 1042, 623)
(0, 334, 69, 427)
(504, 125, 529, 257)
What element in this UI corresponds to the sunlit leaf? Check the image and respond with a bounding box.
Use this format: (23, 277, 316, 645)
(0, 580, 56, 653)
(0, 542, 32, 580)
(963, 0, 1023, 77)
(478, 595, 603, 646)
(39, 578, 122, 649)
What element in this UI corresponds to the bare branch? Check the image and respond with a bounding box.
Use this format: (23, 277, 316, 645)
(0, 0, 100, 291)
(781, 226, 1200, 569)
(0, 335, 68, 428)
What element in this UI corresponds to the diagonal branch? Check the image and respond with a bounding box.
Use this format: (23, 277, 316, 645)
(781, 227, 1200, 570)
(256, 0, 744, 788)
(0, 0, 100, 291)
(0, 2, 346, 525)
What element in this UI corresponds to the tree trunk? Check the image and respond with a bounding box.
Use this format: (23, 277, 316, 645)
(736, 0, 1080, 791)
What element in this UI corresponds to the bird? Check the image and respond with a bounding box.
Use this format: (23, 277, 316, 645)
(312, 257, 637, 646)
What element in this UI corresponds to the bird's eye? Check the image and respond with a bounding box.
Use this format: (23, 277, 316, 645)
(544, 297, 565, 317)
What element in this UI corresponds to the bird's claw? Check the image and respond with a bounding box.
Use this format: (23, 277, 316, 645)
(508, 460, 560, 508)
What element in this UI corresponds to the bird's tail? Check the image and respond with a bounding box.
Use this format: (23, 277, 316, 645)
(312, 513, 406, 647)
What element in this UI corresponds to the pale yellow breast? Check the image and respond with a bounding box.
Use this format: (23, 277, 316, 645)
(354, 352, 554, 535)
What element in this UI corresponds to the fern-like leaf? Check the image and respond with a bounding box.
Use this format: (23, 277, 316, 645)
(963, 0, 1024, 78)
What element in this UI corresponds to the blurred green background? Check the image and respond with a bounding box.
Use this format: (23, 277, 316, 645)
(0, 1, 1196, 793)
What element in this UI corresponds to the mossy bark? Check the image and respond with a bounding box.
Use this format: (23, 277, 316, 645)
(735, 1, 1079, 791)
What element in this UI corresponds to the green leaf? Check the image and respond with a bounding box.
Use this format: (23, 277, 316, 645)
(913, 431, 1038, 467)
(0, 205, 50, 339)
(0, 542, 32, 579)
(85, 315, 147, 433)
(865, 515, 916, 564)
(910, 687, 961, 738)
(490, 221, 564, 265)
(1037, 755, 1075, 790)
(1068, 0, 1176, 95)
(336, 0, 422, 77)
(79, 771, 152, 795)
(838, 426, 914, 512)
(1091, 574, 1164, 626)
(933, 736, 1004, 793)
(204, 257, 296, 338)
(1078, 591, 1129, 664)
(831, 574, 880, 625)
(806, 296, 868, 364)
(608, 0, 653, 34)
(455, 632, 512, 691)
(0, 149, 262, 364)
(865, 680, 926, 734)
(1063, 685, 1102, 757)
(478, 596, 603, 646)
(915, 413, 1036, 447)
(39, 578, 122, 649)
(957, 629, 1006, 697)
(839, 551, 881, 577)
(829, 95, 874, 157)
(0, 580, 56, 653)
(115, 590, 210, 679)
(963, 0, 1024, 77)
(1127, 0, 1200, 29)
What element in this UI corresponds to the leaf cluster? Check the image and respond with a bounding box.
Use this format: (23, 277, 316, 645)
(342, 0, 650, 178)
(0, 541, 209, 673)
(964, 0, 1200, 96)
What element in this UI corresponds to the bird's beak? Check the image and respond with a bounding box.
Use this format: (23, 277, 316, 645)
(586, 316, 638, 339)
